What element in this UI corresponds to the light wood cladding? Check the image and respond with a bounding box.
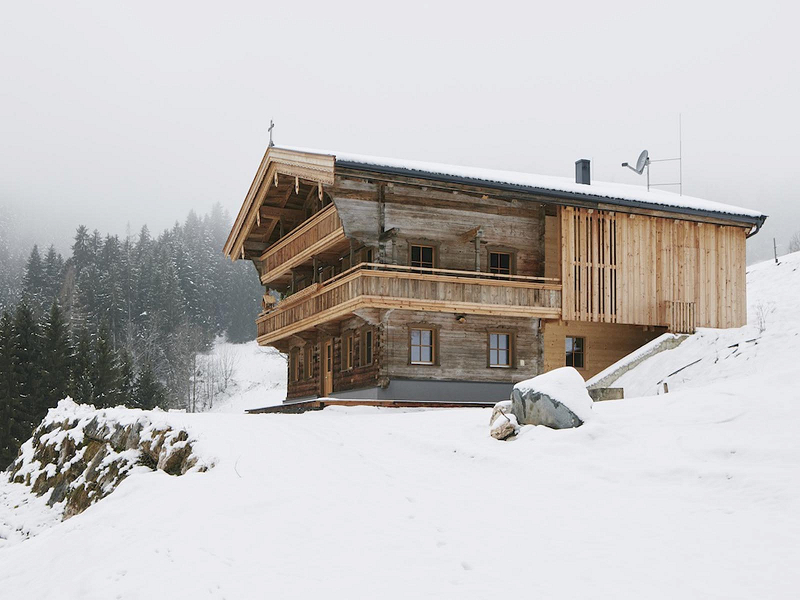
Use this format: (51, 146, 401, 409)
(543, 320, 665, 379)
(561, 206, 747, 330)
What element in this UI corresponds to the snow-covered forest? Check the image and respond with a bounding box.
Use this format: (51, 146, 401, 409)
(0, 204, 263, 467)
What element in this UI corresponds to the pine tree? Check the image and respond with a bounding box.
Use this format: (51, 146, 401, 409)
(43, 245, 64, 305)
(118, 347, 136, 407)
(22, 245, 46, 314)
(71, 328, 94, 405)
(2, 302, 43, 466)
(92, 321, 119, 408)
(0, 311, 29, 469)
(41, 301, 72, 413)
(133, 362, 166, 410)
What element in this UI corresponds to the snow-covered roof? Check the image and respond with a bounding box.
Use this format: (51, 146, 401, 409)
(277, 146, 766, 226)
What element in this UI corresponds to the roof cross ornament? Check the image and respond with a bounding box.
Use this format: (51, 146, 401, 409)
(268, 119, 275, 147)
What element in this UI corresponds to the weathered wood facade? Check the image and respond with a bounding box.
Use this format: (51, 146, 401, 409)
(225, 146, 765, 404)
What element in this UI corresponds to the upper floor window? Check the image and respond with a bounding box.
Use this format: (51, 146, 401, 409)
(410, 328, 435, 365)
(566, 336, 585, 369)
(411, 245, 435, 269)
(488, 332, 511, 368)
(489, 251, 512, 275)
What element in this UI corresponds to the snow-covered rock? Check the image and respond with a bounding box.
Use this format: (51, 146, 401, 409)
(489, 401, 518, 440)
(511, 367, 593, 429)
(7, 399, 212, 519)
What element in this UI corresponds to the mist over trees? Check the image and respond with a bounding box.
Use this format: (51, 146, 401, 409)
(0, 203, 262, 467)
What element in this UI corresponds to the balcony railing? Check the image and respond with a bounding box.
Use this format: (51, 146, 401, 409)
(257, 263, 562, 344)
(259, 203, 345, 284)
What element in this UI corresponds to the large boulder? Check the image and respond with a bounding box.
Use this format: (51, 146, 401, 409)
(510, 367, 593, 429)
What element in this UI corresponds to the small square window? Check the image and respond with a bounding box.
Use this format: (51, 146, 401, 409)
(489, 333, 511, 367)
(410, 328, 435, 365)
(411, 245, 435, 269)
(566, 336, 585, 369)
(489, 252, 512, 275)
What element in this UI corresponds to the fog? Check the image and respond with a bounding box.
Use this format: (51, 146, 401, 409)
(1, 0, 798, 262)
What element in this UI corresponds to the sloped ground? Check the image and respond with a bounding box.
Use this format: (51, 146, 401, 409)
(0, 255, 798, 599)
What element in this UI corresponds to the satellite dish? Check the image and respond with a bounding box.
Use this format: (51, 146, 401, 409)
(621, 149, 650, 175)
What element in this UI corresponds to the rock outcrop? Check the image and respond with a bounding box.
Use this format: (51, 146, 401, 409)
(7, 400, 211, 519)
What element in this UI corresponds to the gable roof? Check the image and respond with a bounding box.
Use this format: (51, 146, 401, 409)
(281, 145, 766, 228)
(225, 144, 767, 260)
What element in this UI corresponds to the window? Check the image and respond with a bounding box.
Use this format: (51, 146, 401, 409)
(488, 333, 511, 368)
(304, 344, 314, 380)
(410, 328, 435, 365)
(489, 251, 512, 275)
(343, 333, 354, 370)
(359, 247, 373, 264)
(566, 337, 585, 369)
(361, 328, 374, 366)
(410, 245, 435, 269)
(290, 349, 300, 382)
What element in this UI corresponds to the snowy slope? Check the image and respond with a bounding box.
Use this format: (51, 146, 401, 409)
(0, 256, 799, 599)
(206, 341, 286, 413)
(609, 252, 800, 398)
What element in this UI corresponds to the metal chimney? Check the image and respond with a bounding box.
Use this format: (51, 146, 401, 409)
(575, 159, 591, 185)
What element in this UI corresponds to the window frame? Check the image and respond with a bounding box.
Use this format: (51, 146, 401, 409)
(408, 326, 437, 366)
(360, 327, 374, 367)
(343, 332, 355, 371)
(565, 336, 585, 369)
(487, 331, 514, 368)
(304, 344, 314, 380)
(408, 242, 438, 269)
(290, 348, 301, 382)
(486, 247, 516, 275)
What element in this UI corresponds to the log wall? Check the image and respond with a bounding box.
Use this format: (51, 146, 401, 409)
(331, 178, 546, 277)
(384, 310, 543, 384)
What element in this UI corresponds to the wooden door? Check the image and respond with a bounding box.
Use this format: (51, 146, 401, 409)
(322, 339, 333, 397)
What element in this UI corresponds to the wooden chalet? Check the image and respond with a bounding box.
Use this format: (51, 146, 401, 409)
(224, 145, 766, 407)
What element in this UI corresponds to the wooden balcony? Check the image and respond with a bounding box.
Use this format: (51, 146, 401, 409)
(256, 263, 562, 345)
(259, 203, 347, 285)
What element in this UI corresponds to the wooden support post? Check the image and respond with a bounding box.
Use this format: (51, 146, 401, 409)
(349, 239, 356, 267)
(474, 230, 483, 271)
(312, 256, 318, 283)
(378, 183, 386, 263)
(290, 269, 296, 294)
(391, 230, 398, 265)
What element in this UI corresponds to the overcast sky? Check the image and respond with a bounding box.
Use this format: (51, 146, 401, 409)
(1, 1, 797, 262)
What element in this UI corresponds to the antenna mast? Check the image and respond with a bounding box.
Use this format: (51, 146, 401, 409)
(621, 115, 683, 193)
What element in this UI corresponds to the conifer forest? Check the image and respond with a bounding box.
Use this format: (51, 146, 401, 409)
(0, 204, 262, 467)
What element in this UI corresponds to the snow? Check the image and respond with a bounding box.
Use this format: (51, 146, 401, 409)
(1, 255, 799, 598)
(204, 340, 286, 413)
(279, 145, 765, 220)
(514, 366, 593, 422)
(610, 251, 800, 398)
